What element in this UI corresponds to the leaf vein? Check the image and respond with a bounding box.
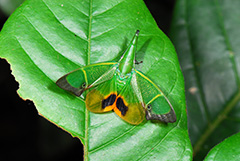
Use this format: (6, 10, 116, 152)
(84, 0, 94, 159)
(22, 14, 81, 69)
(91, 18, 131, 39)
(88, 126, 137, 153)
(138, 126, 177, 160)
(14, 35, 85, 110)
(92, 0, 126, 17)
(68, 2, 89, 17)
(42, 0, 88, 42)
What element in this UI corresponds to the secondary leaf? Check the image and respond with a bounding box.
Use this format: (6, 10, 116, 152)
(0, 0, 24, 15)
(170, 0, 240, 160)
(0, 0, 191, 160)
(204, 132, 240, 161)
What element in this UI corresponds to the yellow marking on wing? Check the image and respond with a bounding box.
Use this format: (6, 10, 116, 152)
(147, 94, 162, 105)
(135, 70, 165, 94)
(113, 100, 145, 125)
(87, 62, 117, 67)
(103, 104, 115, 112)
(104, 92, 117, 99)
(85, 89, 116, 113)
(113, 106, 122, 117)
(81, 68, 88, 85)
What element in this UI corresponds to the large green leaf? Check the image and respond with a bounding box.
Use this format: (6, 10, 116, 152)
(204, 132, 240, 161)
(0, 0, 191, 160)
(170, 0, 240, 160)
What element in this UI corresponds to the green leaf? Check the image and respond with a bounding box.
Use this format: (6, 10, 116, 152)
(0, 0, 191, 160)
(204, 132, 240, 161)
(170, 0, 240, 160)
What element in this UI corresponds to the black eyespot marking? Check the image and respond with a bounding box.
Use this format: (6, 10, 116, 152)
(147, 105, 151, 110)
(81, 83, 86, 88)
(102, 94, 117, 109)
(116, 97, 128, 116)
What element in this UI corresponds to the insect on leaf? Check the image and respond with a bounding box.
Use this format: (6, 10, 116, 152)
(56, 30, 176, 125)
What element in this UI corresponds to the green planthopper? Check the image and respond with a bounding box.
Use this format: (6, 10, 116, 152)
(56, 30, 176, 125)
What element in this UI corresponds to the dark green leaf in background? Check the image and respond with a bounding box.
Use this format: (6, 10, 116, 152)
(170, 0, 240, 160)
(0, 0, 191, 160)
(0, 0, 24, 16)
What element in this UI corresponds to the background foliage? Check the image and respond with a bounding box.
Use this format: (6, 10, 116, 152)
(170, 0, 240, 160)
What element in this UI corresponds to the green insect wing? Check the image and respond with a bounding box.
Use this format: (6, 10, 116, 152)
(134, 70, 176, 123)
(56, 62, 117, 96)
(114, 73, 145, 125)
(56, 30, 176, 125)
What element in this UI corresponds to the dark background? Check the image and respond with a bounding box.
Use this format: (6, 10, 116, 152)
(0, 0, 175, 160)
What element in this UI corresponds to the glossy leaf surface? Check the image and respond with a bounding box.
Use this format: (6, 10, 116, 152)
(170, 0, 240, 160)
(0, 0, 191, 160)
(204, 132, 240, 161)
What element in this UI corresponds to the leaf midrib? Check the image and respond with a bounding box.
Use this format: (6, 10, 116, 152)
(84, 0, 93, 160)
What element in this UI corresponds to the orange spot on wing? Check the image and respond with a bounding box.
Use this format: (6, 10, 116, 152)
(113, 106, 122, 117)
(103, 104, 115, 112)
